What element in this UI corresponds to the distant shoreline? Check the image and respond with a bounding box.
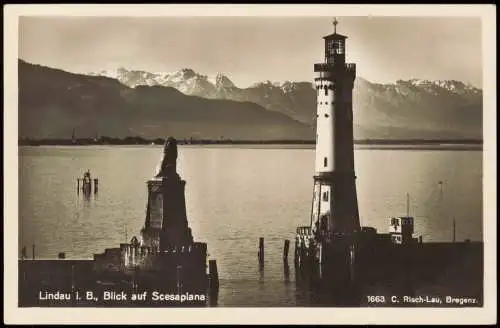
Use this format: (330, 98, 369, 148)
(18, 138, 483, 147)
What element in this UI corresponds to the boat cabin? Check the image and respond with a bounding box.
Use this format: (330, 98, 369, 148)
(388, 216, 415, 245)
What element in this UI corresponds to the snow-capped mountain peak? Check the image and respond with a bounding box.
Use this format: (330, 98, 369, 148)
(404, 78, 480, 95)
(215, 73, 236, 89)
(90, 67, 240, 98)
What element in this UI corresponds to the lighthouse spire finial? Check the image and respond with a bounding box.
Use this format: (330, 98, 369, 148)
(332, 17, 338, 34)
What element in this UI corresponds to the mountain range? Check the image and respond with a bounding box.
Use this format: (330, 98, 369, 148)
(19, 60, 312, 140)
(18, 60, 482, 141)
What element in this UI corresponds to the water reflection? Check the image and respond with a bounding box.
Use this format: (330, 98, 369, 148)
(83, 191, 92, 204)
(19, 146, 483, 306)
(258, 262, 264, 284)
(283, 262, 290, 285)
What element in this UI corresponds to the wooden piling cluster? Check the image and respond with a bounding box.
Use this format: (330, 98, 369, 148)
(76, 177, 99, 194)
(256, 238, 291, 264)
(20, 244, 36, 260)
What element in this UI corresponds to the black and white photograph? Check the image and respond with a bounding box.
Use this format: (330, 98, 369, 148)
(4, 4, 497, 325)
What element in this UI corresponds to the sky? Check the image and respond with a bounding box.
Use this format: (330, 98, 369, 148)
(18, 16, 483, 88)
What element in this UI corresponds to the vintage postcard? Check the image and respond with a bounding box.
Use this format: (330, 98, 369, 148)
(4, 4, 497, 325)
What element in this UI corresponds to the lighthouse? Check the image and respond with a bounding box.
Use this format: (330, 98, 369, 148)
(310, 18, 360, 240)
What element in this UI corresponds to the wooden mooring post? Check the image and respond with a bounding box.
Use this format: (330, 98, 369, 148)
(258, 237, 264, 264)
(94, 178, 99, 193)
(209, 260, 219, 291)
(283, 239, 290, 262)
(77, 178, 80, 192)
(32, 244, 35, 260)
(208, 259, 219, 306)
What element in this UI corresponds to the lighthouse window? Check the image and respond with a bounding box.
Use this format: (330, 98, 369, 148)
(324, 85, 328, 96)
(330, 40, 345, 55)
(322, 191, 329, 202)
(324, 157, 328, 167)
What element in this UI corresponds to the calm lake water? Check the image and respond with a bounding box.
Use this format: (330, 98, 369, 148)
(18, 145, 483, 306)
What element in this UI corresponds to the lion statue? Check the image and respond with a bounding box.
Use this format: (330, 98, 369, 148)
(155, 137, 178, 177)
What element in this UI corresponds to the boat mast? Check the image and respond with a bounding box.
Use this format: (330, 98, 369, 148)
(406, 192, 410, 217)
